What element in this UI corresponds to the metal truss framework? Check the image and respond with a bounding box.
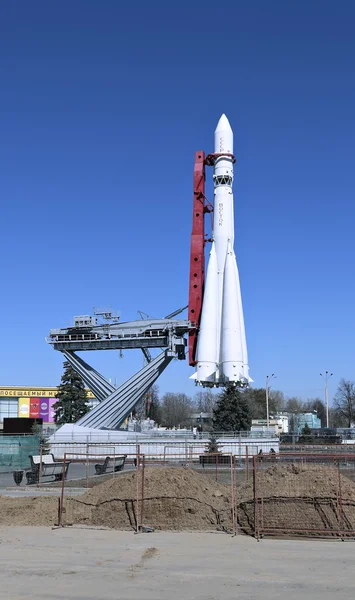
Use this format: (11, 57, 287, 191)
(48, 316, 193, 429)
(63, 349, 173, 429)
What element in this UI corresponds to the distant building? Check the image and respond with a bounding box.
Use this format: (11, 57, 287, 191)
(0, 386, 97, 431)
(295, 412, 321, 433)
(251, 415, 289, 436)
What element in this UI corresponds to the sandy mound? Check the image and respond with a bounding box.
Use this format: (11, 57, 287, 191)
(68, 466, 233, 531)
(0, 496, 59, 526)
(238, 463, 355, 500)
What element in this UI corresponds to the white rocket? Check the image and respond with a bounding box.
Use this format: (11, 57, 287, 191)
(192, 114, 251, 387)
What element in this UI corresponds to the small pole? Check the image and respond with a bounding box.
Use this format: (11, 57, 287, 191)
(39, 444, 43, 486)
(245, 446, 249, 482)
(320, 371, 333, 429)
(266, 374, 276, 433)
(141, 455, 145, 529)
(215, 452, 218, 482)
(234, 455, 238, 534)
(338, 460, 343, 534)
(230, 454, 237, 535)
(58, 454, 67, 527)
(253, 455, 259, 540)
(86, 444, 89, 489)
(136, 445, 140, 533)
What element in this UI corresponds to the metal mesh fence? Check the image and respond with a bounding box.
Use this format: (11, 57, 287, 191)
(243, 453, 355, 539)
(5, 444, 355, 540)
(0, 436, 39, 471)
(53, 450, 238, 534)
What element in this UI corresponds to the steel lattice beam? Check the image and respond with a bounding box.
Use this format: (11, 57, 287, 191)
(77, 350, 172, 429)
(62, 350, 115, 402)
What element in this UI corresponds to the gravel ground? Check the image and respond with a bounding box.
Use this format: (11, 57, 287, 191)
(0, 527, 354, 600)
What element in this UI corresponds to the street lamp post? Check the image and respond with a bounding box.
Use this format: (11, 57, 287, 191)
(320, 371, 333, 428)
(266, 374, 276, 433)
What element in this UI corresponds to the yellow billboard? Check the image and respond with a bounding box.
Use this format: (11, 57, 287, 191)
(18, 397, 30, 418)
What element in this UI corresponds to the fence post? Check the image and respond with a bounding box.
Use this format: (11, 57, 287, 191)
(39, 444, 43, 486)
(136, 445, 140, 533)
(58, 454, 67, 527)
(234, 454, 238, 534)
(253, 455, 259, 540)
(86, 444, 89, 489)
(230, 454, 236, 534)
(239, 431, 242, 465)
(245, 446, 249, 482)
(337, 460, 344, 535)
(141, 454, 145, 529)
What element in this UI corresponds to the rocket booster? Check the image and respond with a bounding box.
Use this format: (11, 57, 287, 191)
(191, 114, 251, 387)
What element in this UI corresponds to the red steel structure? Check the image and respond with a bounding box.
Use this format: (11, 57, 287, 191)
(188, 151, 236, 366)
(188, 151, 209, 366)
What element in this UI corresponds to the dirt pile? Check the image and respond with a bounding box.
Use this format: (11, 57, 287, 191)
(68, 466, 233, 531)
(240, 463, 355, 500)
(0, 496, 59, 526)
(0, 467, 233, 530)
(2, 464, 355, 535)
(237, 464, 355, 535)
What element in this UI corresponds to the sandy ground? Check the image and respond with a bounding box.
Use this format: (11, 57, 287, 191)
(0, 527, 354, 600)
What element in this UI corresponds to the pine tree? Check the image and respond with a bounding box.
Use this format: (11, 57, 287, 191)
(206, 431, 220, 454)
(213, 387, 251, 432)
(53, 362, 89, 425)
(31, 421, 51, 454)
(301, 422, 312, 436)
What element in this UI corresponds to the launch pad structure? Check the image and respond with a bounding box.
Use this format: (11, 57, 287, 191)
(47, 310, 193, 430)
(47, 115, 250, 430)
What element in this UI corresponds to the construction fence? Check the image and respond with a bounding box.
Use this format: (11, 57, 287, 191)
(53, 450, 355, 539)
(243, 453, 355, 539)
(55, 450, 238, 534)
(4, 443, 355, 540)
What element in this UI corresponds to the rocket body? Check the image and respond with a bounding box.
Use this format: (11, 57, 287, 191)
(192, 115, 251, 387)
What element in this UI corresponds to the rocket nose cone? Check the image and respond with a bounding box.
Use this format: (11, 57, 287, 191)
(215, 113, 232, 133)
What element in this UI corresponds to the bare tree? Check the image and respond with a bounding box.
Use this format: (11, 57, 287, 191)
(285, 397, 305, 413)
(269, 389, 285, 413)
(147, 384, 161, 423)
(333, 379, 355, 427)
(242, 387, 285, 419)
(134, 384, 160, 423)
(284, 397, 305, 432)
(160, 392, 193, 428)
(328, 407, 343, 428)
(194, 390, 217, 413)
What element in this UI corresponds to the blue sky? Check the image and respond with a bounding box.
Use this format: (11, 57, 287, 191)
(0, 1, 354, 403)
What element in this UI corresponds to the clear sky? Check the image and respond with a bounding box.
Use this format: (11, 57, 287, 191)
(0, 1, 354, 404)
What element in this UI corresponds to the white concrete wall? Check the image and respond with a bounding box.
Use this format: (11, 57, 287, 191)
(49, 425, 279, 460)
